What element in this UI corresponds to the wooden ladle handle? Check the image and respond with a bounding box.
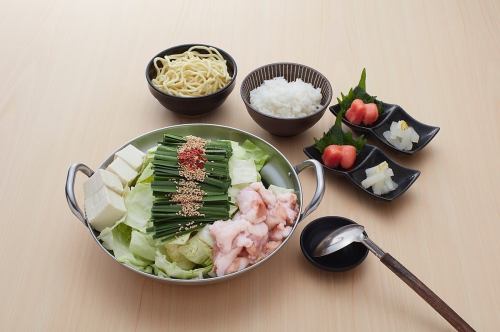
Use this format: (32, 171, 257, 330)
(381, 253, 475, 332)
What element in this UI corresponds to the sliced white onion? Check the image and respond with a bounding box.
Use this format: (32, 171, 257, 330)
(383, 120, 419, 151)
(361, 161, 398, 195)
(361, 172, 386, 188)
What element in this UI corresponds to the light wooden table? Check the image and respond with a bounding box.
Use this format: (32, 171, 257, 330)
(0, 0, 498, 331)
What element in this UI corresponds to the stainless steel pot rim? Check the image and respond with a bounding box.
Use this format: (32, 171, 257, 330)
(66, 123, 324, 284)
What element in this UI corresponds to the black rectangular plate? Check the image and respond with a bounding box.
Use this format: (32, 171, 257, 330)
(304, 144, 420, 201)
(329, 103, 439, 155)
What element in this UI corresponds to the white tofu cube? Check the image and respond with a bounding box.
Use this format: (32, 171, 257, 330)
(84, 169, 123, 198)
(85, 186, 126, 231)
(115, 144, 145, 171)
(106, 157, 138, 186)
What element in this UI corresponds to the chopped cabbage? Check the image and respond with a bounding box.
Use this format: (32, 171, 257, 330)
(163, 229, 214, 271)
(230, 141, 247, 159)
(99, 219, 214, 278)
(228, 140, 270, 186)
(139, 146, 157, 172)
(178, 236, 212, 265)
(98, 221, 151, 268)
(123, 183, 153, 231)
(196, 224, 214, 247)
(168, 233, 191, 245)
(136, 163, 153, 184)
(164, 242, 196, 270)
(129, 230, 156, 261)
(229, 159, 260, 185)
(241, 140, 269, 171)
(155, 252, 212, 279)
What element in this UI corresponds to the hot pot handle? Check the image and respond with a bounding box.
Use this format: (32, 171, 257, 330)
(65, 163, 94, 225)
(294, 159, 325, 221)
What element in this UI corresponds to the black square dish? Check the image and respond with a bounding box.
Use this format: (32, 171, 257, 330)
(304, 144, 420, 201)
(329, 102, 395, 133)
(303, 144, 374, 175)
(329, 103, 439, 155)
(347, 148, 421, 201)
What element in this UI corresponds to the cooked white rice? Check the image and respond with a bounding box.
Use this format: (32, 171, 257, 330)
(249, 77, 323, 118)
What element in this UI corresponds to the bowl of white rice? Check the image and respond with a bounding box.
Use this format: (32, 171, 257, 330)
(241, 63, 332, 136)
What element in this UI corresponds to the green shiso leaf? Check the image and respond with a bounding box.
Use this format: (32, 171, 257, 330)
(314, 68, 385, 153)
(358, 67, 367, 90)
(313, 107, 367, 153)
(338, 68, 383, 115)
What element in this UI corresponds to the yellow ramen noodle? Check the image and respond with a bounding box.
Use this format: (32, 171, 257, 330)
(152, 46, 231, 97)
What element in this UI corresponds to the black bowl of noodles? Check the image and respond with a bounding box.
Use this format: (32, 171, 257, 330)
(146, 44, 237, 116)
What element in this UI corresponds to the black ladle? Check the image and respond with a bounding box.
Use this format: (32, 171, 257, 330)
(300, 216, 474, 332)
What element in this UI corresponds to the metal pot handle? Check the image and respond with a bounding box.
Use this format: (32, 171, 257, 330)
(65, 163, 94, 225)
(294, 159, 325, 221)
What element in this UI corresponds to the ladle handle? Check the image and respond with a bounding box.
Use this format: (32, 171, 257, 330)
(381, 253, 475, 332)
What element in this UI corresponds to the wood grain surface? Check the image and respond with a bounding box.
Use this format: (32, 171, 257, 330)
(0, 0, 498, 331)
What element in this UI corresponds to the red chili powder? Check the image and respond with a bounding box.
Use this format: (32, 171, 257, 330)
(178, 148, 206, 170)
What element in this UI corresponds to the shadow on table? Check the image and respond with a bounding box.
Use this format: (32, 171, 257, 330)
(296, 251, 452, 331)
(151, 101, 245, 128)
(75, 231, 452, 332)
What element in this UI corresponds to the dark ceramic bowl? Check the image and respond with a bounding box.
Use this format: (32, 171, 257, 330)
(146, 44, 237, 116)
(304, 144, 420, 201)
(301, 216, 368, 272)
(330, 102, 439, 155)
(240, 63, 332, 136)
